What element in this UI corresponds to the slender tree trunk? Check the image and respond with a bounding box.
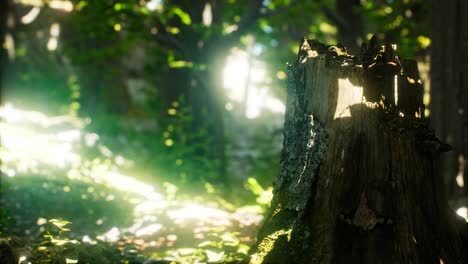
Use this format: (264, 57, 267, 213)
(160, 58, 226, 182)
(335, 0, 363, 54)
(156, 0, 227, 183)
(248, 39, 466, 264)
(0, 0, 11, 103)
(0, 2, 17, 263)
(0, 0, 12, 201)
(430, 0, 468, 200)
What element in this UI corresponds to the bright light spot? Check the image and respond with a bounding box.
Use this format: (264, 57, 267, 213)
(134, 200, 168, 214)
(0, 103, 21, 122)
(334, 78, 364, 119)
(319, 22, 337, 34)
(49, 0, 73, 12)
(5, 34, 15, 59)
(456, 207, 468, 222)
(165, 139, 174, 147)
(134, 223, 163, 237)
(265, 97, 285, 113)
(114, 23, 122, 31)
(206, 250, 225, 262)
(98, 145, 113, 157)
(5, 169, 16, 177)
(47, 38, 58, 51)
(456, 172, 464, 188)
(457, 155, 465, 187)
(223, 49, 285, 118)
(115, 155, 125, 165)
(56, 130, 80, 142)
(417, 35, 431, 49)
(106, 194, 115, 201)
(175, 159, 183, 165)
(225, 102, 234, 111)
(202, 2, 212, 26)
(167, 204, 230, 221)
(224, 24, 238, 34)
(405, 9, 413, 18)
(96, 219, 103, 225)
(166, 27, 180, 34)
(82, 235, 96, 244)
(65, 258, 78, 264)
(263, 25, 272, 33)
(97, 227, 120, 242)
(85, 133, 99, 147)
(49, 23, 60, 37)
(63, 186, 71, 192)
(224, 50, 249, 101)
(245, 87, 266, 119)
(0, 107, 81, 169)
(252, 44, 263, 55)
(19, 256, 27, 262)
(394, 74, 398, 105)
(37, 218, 47, 225)
(21, 7, 41, 24)
(168, 108, 177, 115)
(146, 0, 162, 11)
(276, 71, 286, 80)
(167, 234, 177, 241)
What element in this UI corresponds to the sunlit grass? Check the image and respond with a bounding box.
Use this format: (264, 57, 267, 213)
(0, 103, 264, 262)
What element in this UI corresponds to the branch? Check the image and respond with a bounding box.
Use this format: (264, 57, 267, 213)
(321, 5, 350, 33)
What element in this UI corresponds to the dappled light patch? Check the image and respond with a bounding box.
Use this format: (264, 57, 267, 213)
(334, 78, 364, 119)
(456, 207, 468, 222)
(0, 103, 264, 262)
(250, 228, 292, 264)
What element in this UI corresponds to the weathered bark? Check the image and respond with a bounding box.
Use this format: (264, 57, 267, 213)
(430, 0, 468, 200)
(248, 39, 466, 263)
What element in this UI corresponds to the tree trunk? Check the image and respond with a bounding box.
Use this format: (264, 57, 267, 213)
(430, 0, 468, 201)
(0, 0, 12, 201)
(0, 0, 12, 102)
(335, 0, 363, 54)
(0, 3, 17, 263)
(248, 39, 466, 263)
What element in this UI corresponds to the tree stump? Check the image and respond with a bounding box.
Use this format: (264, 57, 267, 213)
(248, 38, 467, 264)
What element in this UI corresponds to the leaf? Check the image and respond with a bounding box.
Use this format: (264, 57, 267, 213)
(205, 250, 224, 263)
(49, 219, 72, 230)
(170, 7, 192, 25)
(198, 240, 215, 247)
(246, 178, 263, 195)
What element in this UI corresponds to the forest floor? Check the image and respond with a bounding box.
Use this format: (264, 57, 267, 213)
(0, 104, 265, 263)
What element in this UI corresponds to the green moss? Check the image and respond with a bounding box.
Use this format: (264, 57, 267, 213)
(249, 228, 292, 264)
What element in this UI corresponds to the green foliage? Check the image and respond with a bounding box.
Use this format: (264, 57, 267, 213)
(29, 220, 124, 264)
(358, 0, 429, 58)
